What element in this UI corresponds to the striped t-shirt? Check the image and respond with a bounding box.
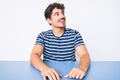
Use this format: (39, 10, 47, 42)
(35, 28, 84, 61)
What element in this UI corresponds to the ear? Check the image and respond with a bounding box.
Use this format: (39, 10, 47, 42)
(46, 18, 51, 24)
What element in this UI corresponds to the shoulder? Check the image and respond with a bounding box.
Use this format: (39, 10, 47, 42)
(38, 30, 52, 36)
(65, 28, 80, 34)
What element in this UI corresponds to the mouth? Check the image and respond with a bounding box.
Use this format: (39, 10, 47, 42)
(58, 18, 65, 24)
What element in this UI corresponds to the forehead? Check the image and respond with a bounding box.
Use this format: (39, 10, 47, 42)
(52, 8, 63, 14)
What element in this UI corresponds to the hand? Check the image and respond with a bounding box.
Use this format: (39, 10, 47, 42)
(41, 67, 62, 80)
(65, 67, 86, 79)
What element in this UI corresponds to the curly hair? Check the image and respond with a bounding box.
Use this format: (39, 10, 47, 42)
(44, 3, 65, 19)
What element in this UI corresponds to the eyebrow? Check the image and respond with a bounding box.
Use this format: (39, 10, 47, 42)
(54, 12, 59, 14)
(53, 11, 64, 15)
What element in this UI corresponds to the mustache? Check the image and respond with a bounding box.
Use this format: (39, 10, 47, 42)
(60, 18, 65, 20)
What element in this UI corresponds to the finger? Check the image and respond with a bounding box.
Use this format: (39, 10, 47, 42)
(79, 72, 85, 79)
(65, 72, 72, 78)
(80, 75, 84, 79)
(49, 70, 57, 80)
(65, 72, 71, 78)
(51, 69, 61, 80)
(47, 74, 53, 80)
(71, 69, 79, 78)
(44, 72, 53, 80)
(76, 73, 81, 79)
(42, 75, 46, 80)
(65, 68, 75, 78)
(69, 68, 78, 78)
(41, 73, 46, 80)
(71, 71, 78, 78)
(64, 74, 69, 78)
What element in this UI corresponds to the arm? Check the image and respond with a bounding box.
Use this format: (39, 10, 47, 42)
(65, 45, 90, 79)
(30, 44, 46, 71)
(30, 44, 61, 80)
(76, 45, 90, 72)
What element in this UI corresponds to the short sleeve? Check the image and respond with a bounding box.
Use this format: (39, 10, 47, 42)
(74, 30, 84, 48)
(35, 33, 44, 47)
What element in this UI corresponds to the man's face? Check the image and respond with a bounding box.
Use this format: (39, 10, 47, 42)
(47, 8, 66, 28)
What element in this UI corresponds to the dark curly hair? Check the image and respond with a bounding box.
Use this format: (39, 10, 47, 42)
(44, 3, 65, 19)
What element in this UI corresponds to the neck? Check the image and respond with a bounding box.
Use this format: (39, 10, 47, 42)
(52, 27, 65, 37)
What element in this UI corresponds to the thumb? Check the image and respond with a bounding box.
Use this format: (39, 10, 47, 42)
(64, 74, 69, 78)
(42, 74, 46, 80)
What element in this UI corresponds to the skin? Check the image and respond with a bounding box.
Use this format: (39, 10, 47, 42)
(30, 8, 90, 80)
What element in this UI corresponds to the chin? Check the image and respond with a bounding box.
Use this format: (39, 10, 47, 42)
(61, 24, 66, 27)
(56, 24, 66, 28)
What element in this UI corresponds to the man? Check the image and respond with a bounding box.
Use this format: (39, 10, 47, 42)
(30, 2, 90, 80)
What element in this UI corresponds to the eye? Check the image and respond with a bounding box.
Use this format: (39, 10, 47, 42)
(55, 13, 59, 16)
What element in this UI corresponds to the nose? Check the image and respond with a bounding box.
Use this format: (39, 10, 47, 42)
(60, 13, 65, 19)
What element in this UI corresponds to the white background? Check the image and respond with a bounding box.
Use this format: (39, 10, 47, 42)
(0, 0, 120, 61)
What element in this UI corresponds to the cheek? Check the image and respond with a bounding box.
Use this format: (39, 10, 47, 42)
(53, 19, 58, 23)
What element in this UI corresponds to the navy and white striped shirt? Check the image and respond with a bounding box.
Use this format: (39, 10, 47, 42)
(35, 28, 84, 61)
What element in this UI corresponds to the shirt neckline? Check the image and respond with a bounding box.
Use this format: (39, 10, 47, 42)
(51, 28, 66, 38)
